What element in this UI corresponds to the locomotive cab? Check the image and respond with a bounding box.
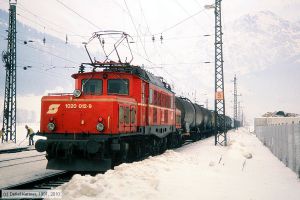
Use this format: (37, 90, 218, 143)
(40, 71, 138, 135)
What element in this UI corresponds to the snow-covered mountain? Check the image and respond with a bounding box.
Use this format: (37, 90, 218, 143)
(224, 11, 300, 75)
(222, 11, 300, 120)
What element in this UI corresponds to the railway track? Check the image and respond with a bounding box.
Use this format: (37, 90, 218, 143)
(0, 147, 33, 154)
(0, 153, 46, 163)
(1, 171, 72, 190)
(0, 154, 47, 169)
(182, 140, 194, 146)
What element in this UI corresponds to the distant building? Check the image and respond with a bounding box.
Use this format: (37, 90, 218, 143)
(262, 111, 299, 118)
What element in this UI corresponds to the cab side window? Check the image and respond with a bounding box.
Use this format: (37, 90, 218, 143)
(108, 79, 129, 95)
(125, 107, 130, 124)
(119, 106, 124, 124)
(131, 108, 136, 123)
(149, 89, 153, 104)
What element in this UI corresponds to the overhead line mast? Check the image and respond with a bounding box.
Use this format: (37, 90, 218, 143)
(213, 0, 227, 146)
(2, 0, 17, 143)
(233, 74, 237, 129)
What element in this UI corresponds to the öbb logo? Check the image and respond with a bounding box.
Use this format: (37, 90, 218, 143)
(47, 104, 60, 114)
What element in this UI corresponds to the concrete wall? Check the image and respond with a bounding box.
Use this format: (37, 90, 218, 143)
(255, 117, 300, 176)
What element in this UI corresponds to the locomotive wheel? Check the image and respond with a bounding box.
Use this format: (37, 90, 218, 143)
(196, 133, 201, 141)
(169, 133, 178, 149)
(191, 132, 196, 141)
(111, 153, 118, 169)
(159, 138, 167, 153)
(111, 142, 129, 168)
(121, 151, 128, 163)
(177, 134, 183, 147)
(152, 138, 160, 156)
(135, 143, 143, 160)
(144, 138, 152, 157)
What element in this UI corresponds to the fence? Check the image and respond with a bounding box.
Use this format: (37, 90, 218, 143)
(255, 117, 300, 177)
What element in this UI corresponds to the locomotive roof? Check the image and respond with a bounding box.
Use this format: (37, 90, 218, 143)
(75, 64, 173, 93)
(106, 65, 173, 92)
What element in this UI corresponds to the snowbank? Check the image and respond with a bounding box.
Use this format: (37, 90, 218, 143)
(57, 128, 300, 200)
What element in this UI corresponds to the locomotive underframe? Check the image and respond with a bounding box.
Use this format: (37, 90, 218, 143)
(36, 128, 183, 171)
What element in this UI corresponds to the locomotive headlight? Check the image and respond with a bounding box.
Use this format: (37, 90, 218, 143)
(73, 89, 82, 98)
(48, 122, 56, 131)
(96, 123, 104, 132)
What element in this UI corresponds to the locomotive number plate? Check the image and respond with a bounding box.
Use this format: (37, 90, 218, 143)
(65, 103, 93, 109)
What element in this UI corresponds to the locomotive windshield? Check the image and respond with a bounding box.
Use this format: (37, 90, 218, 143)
(82, 79, 103, 95)
(108, 79, 129, 95)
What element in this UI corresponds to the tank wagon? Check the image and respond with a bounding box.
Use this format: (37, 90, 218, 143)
(175, 97, 214, 140)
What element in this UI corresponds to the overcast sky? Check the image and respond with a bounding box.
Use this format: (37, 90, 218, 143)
(0, 0, 299, 124)
(1, 0, 299, 42)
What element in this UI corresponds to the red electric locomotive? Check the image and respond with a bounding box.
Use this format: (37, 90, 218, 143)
(35, 31, 183, 171)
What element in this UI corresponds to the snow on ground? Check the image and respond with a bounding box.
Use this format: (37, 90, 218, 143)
(57, 127, 300, 200)
(0, 123, 44, 150)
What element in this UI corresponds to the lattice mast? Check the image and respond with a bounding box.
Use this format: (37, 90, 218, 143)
(2, 0, 17, 143)
(214, 0, 227, 146)
(233, 74, 237, 128)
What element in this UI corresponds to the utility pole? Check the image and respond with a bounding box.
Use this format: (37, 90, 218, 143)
(213, 0, 227, 146)
(241, 109, 244, 127)
(233, 74, 237, 129)
(2, 0, 17, 143)
(238, 101, 241, 122)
